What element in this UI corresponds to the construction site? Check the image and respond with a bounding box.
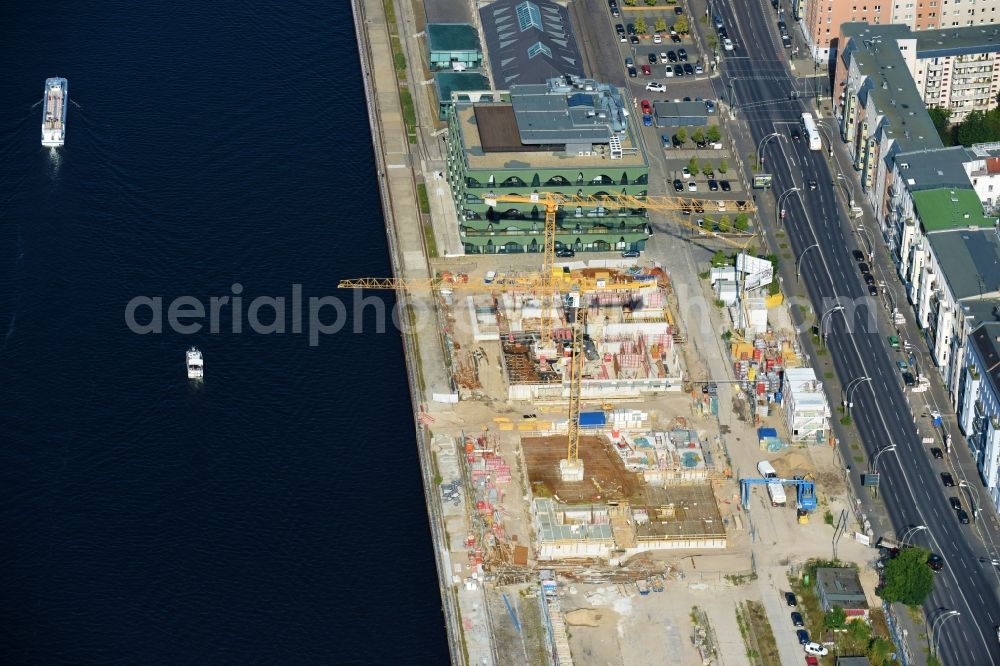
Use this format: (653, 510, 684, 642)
(339, 191, 861, 666)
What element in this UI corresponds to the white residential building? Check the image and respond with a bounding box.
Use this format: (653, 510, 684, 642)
(783, 368, 831, 444)
(956, 322, 1000, 512)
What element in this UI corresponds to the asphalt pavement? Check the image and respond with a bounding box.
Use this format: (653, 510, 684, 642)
(708, 0, 1000, 662)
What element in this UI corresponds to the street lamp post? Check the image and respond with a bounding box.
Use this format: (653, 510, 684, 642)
(871, 444, 897, 475)
(899, 524, 927, 546)
(796, 243, 820, 284)
(856, 224, 875, 262)
(959, 480, 979, 521)
(931, 610, 961, 658)
(843, 376, 872, 416)
(757, 132, 781, 171)
(776, 186, 801, 228)
(835, 173, 855, 208)
(820, 304, 845, 346)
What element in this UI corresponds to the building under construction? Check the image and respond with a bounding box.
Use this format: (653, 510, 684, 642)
(494, 265, 686, 401)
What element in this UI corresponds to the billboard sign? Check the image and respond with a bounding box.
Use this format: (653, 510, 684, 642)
(753, 174, 773, 189)
(737, 253, 774, 291)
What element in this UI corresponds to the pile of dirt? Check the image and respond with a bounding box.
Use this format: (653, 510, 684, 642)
(565, 608, 605, 627)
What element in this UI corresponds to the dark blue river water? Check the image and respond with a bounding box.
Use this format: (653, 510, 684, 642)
(0, 1, 447, 662)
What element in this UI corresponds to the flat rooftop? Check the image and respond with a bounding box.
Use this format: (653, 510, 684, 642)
(895, 146, 976, 193)
(423, 0, 472, 24)
(427, 23, 480, 52)
(435, 71, 491, 103)
(911, 187, 995, 232)
(926, 227, 1000, 300)
(841, 23, 942, 154)
(455, 103, 646, 169)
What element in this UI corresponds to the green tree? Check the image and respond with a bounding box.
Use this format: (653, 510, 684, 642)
(823, 607, 847, 630)
(847, 618, 871, 644)
(880, 546, 935, 606)
(718, 158, 728, 174)
(768, 278, 781, 296)
(655, 17, 668, 33)
(688, 156, 699, 174)
(718, 215, 731, 233)
(623, 0, 637, 5)
(867, 636, 895, 666)
(707, 125, 722, 143)
(693, 127, 705, 144)
(928, 106, 953, 146)
(675, 127, 688, 144)
(674, 15, 689, 33)
(734, 213, 749, 232)
(711, 250, 728, 266)
(957, 109, 994, 146)
(645, 0, 658, 6)
(635, 16, 648, 34)
(702, 163, 714, 177)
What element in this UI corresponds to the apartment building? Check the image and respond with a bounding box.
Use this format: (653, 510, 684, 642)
(956, 321, 1000, 511)
(805, 0, 1000, 62)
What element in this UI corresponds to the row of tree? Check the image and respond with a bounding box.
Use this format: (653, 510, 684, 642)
(673, 125, 722, 147)
(629, 15, 689, 35)
(929, 97, 1000, 147)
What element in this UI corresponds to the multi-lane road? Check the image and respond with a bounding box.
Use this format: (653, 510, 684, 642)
(708, 0, 1000, 661)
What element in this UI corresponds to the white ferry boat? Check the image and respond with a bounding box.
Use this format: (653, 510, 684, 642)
(41, 77, 68, 147)
(186, 347, 204, 380)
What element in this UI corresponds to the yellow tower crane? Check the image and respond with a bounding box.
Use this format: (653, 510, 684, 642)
(483, 192, 757, 343)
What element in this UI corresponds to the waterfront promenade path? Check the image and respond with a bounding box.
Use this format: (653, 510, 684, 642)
(353, 0, 495, 664)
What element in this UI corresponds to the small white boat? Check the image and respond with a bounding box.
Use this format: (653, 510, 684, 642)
(42, 77, 68, 147)
(186, 347, 204, 380)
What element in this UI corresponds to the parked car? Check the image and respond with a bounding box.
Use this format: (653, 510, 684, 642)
(556, 248, 575, 257)
(682, 167, 692, 179)
(931, 447, 944, 459)
(673, 64, 684, 77)
(621, 249, 640, 258)
(950, 497, 963, 511)
(695, 62, 704, 74)
(705, 99, 716, 113)
(723, 38, 734, 51)
(642, 113, 652, 126)
(858, 263, 870, 274)
(675, 5, 684, 14)
(670, 33, 681, 43)
(648, 53, 658, 65)
(653, 33, 662, 44)
(641, 99, 652, 114)
(687, 180, 697, 192)
(785, 592, 798, 607)
(678, 48, 688, 61)
(958, 508, 971, 523)
(853, 249, 865, 262)
(942, 472, 956, 487)
(641, 64, 651, 76)
(902, 371, 916, 386)
(627, 23, 636, 34)
(627, 66, 638, 77)
(673, 179, 684, 192)
(708, 180, 719, 191)
(683, 63, 694, 75)
(791, 612, 804, 627)
(806, 657, 820, 666)
(867, 284, 879, 296)
(630, 34, 640, 44)
(646, 81, 666, 92)
(888, 334, 900, 349)
(625, 56, 634, 67)
(796, 630, 810, 645)
(720, 180, 731, 191)
(667, 50, 678, 62)
(804, 643, 828, 657)
(659, 52, 670, 64)
(663, 67, 674, 77)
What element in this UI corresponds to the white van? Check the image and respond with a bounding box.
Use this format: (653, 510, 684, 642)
(757, 460, 778, 479)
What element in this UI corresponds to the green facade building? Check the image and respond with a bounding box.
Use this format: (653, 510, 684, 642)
(427, 24, 483, 71)
(446, 76, 650, 254)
